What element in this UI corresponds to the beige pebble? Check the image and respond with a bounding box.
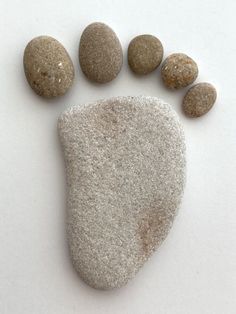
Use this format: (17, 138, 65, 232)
(23, 36, 74, 98)
(161, 53, 198, 89)
(79, 22, 123, 83)
(183, 83, 217, 117)
(128, 34, 163, 75)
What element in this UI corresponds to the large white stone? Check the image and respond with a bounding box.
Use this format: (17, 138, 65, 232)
(58, 96, 186, 289)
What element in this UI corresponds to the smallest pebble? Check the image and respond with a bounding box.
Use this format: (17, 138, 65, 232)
(183, 83, 217, 117)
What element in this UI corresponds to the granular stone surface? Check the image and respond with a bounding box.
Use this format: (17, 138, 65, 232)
(79, 22, 123, 83)
(23, 36, 74, 98)
(183, 82, 217, 117)
(58, 96, 186, 290)
(128, 34, 163, 75)
(161, 53, 198, 89)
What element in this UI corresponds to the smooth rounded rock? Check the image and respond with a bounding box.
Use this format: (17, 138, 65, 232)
(128, 34, 163, 75)
(79, 22, 123, 83)
(23, 36, 74, 98)
(58, 96, 186, 289)
(161, 53, 198, 89)
(183, 83, 217, 117)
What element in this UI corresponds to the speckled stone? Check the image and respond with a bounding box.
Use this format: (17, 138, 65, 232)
(79, 22, 123, 83)
(23, 36, 74, 98)
(161, 53, 198, 89)
(58, 96, 186, 290)
(183, 83, 217, 117)
(128, 34, 163, 75)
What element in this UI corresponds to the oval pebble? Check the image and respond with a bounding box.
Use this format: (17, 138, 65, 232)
(79, 22, 123, 83)
(183, 83, 217, 117)
(128, 34, 163, 75)
(23, 36, 74, 98)
(161, 53, 198, 89)
(58, 96, 186, 289)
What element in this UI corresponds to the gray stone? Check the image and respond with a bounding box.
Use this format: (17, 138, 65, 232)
(79, 22, 123, 83)
(128, 34, 163, 75)
(58, 96, 186, 289)
(161, 53, 198, 89)
(183, 82, 217, 117)
(23, 36, 74, 98)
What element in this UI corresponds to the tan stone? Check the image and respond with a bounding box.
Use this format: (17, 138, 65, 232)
(23, 36, 74, 98)
(79, 22, 123, 83)
(128, 34, 163, 75)
(183, 83, 217, 117)
(161, 53, 198, 89)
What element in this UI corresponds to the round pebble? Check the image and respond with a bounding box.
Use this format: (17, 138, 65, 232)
(161, 53, 198, 89)
(183, 83, 217, 117)
(23, 36, 74, 98)
(128, 34, 163, 75)
(79, 22, 123, 83)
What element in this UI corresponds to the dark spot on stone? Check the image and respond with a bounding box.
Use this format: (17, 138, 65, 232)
(32, 80, 39, 87)
(138, 206, 166, 258)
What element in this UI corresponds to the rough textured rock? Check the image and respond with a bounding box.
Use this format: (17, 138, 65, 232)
(161, 53, 198, 89)
(128, 34, 163, 75)
(79, 22, 123, 83)
(58, 96, 186, 289)
(183, 82, 217, 117)
(23, 36, 74, 98)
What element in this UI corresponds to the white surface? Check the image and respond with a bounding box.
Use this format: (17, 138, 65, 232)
(0, 0, 235, 313)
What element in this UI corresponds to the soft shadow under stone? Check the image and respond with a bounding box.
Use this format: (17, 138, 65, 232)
(58, 96, 186, 289)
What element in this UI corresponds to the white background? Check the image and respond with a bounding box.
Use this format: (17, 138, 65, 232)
(0, 0, 235, 313)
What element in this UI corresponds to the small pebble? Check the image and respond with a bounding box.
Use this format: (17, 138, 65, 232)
(183, 83, 217, 117)
(23, 36, 74, 98)
(79, 22, 123, 83)
(161, 53, 198, 89)
(128, 34, 163, 75)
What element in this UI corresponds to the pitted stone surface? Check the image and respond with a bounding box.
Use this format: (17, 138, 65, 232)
(58, 96, 186, 289)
